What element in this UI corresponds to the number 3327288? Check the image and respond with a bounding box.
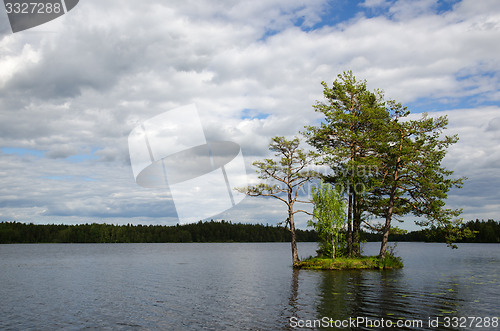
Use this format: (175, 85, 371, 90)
(5, 2, 62, 14)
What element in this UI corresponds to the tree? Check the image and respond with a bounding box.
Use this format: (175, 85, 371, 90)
(308, 182, 347, 260)
(304, 71, 389, 257)
(305, 71, 468, 258)
(368, 110, 468, 256)
(237, 136, 317, 264)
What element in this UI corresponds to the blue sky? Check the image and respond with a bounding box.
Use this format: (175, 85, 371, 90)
(1, 147, 44, 158)
(0, 0, 499, 231)
(1, 147, 99, 162)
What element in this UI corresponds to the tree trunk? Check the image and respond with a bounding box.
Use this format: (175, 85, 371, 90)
(380, 151, 401, 258)
(289, 210, 299, 265)
(352, 188, 361, 257)
(379, 213, 392, 258)
(347, 185, 353, 257)
(332, 234, 336, 261)
(380, 190, 395, 257)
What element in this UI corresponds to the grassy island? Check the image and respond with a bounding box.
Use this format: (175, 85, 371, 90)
(294, 255, 404, 270)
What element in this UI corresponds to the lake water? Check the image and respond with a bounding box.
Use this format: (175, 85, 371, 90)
(0, 242, 498, 330)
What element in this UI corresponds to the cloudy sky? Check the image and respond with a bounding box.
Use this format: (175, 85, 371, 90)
(0, 0, 499, 230)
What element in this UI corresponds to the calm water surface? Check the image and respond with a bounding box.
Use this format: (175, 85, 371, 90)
(0, 242, 499, 330)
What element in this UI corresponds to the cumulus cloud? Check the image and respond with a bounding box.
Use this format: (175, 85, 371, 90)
(426, 107, 500, 222)
(0, 0, 499, 227)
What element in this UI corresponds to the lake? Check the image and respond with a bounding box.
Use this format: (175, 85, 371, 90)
(0, 242, 498, 330)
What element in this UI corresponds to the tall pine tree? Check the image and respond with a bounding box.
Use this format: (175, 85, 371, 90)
(304, 71, 388, 257)
(306, 71, 467, 256)
(368, 108, 467, 256)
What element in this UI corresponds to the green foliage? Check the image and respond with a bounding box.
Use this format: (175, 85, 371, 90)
(305, 70, 467, 255)
(377, 253, 404, 269)
(240, 136, 318, 202)
(415, 219, 496, 244)
(0, 220, 318, 244)
(304, 71, 394, 257)
(294, 254, 403, 270)
(363, 219, 498, 243)
(2, 219, 495, 245)
(308, 182, 347, 259)
(367, 109, 466, 254)
(459, 219, 499, 243)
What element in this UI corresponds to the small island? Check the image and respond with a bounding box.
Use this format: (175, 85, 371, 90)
(237, 72, 473, 269)
(294, 254, 404, 270)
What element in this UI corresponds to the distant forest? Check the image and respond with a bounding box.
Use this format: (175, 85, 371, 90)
(0, 220, 317, 244)
(362, 219, 500, 244)
(0, 219, 498, 244)
(394, 219, 500, 244)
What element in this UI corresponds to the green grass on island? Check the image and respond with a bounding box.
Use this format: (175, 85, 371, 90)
(294, 254, 404, 270)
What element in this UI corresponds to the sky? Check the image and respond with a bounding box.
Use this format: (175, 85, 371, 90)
(0, 0, 499, 230)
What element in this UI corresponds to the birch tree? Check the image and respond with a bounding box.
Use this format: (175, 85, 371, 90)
(308, 182, 347, 260)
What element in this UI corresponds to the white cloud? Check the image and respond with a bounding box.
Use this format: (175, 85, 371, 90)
(415, 107, 500, 222)
(360, 0, 391, 9)
(0, 0, 499, 227)
(388, 0, 440, 19)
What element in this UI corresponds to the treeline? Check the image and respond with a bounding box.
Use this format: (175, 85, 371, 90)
(1, 219, 497, 244)
(0, 220, 318, 244)
(363, 219, 500, 244)
(396, 219, 500, 243)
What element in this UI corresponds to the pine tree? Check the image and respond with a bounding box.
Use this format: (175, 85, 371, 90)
(369, 110, 468, 256)
(305, 71, 468, 256)
(304, 71, 389, 257)
(237, 136, 317, 264)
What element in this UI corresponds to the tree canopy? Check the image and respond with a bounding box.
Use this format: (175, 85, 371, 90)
(304, 71, 469, 256)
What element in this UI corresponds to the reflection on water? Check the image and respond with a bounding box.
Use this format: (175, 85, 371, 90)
(312, 270, 430, 330)
(0, 242, 498, 330)
(290, 243, 500, 330)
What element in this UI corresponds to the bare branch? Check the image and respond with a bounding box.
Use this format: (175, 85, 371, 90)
(293, 209, 313, 216)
